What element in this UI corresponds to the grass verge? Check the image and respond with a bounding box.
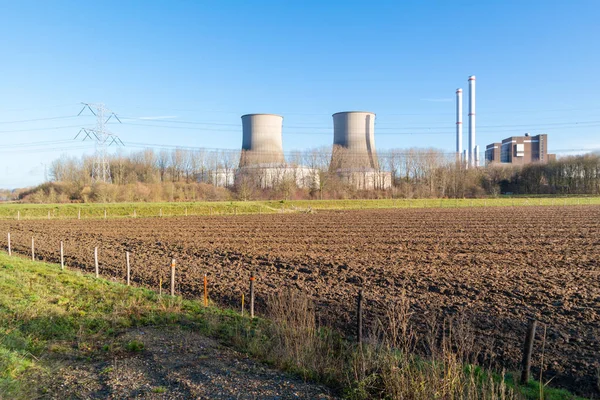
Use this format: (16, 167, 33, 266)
(0, 252, 587, 399)
(0, 196, 599, 220)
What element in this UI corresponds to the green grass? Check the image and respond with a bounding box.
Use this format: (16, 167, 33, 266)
(0, 251, 252, 398)
(0, 196, 599, 220)
(0, 252, 589, 399)
(503, 373, 587, 400)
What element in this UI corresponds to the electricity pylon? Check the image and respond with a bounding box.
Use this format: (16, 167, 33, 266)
(75, 103, 124, 183)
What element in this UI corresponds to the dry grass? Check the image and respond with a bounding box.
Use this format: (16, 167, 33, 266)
(261, 289, 522, 399)
(1, 253, 583, 399)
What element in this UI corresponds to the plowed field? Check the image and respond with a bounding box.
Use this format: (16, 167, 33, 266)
(1, 206, 599, 396)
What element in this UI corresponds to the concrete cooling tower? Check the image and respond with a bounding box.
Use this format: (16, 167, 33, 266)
(331, 111, 379, 170)
(239, 114, 285, 167)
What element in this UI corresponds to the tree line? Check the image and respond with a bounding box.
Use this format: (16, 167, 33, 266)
(6, 148, 600, 203)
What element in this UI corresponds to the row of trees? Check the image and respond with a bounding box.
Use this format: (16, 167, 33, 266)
(499, 154, 600, 194)
(8, 147, 600, 203)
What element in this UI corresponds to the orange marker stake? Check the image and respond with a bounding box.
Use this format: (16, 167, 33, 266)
(250, 272, 255, 318)
(203, 273, 208, 306)
(170, 259, 176, 297)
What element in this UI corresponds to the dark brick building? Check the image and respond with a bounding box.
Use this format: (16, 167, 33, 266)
(485, 134, 555, 165)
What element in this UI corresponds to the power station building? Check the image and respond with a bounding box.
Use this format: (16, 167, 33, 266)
(485, 134, 555, 165)
(211, 111, 392, 191)
(330, 111, 391, 189)
(235, 114, 318, 189)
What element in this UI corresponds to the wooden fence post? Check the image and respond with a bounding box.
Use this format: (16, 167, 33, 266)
(17, 211, 20, 221)
(7, 233, 11, 256)
(170, 259, 176, 296)
(250, 271, 255, 318)
(520, 320, 537, 384)
(126, 251, 131, 286)
(104, 209, 107, 220)
(94, 247, 99, 278)
(31, 237, 35, 261)
(241, 293, 245, 316)
(204, 273, 208, 306)
(357, 289, 364, 344)
(78, 209, 81, 220)
(60, 241, 64, 270)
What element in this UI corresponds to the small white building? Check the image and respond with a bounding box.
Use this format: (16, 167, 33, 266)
(236, 163, 319, 189)
(210, 169, 235, 188)
(336, 168, 392, 190)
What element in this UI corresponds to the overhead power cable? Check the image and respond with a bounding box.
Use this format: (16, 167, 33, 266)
(0, 115, 80, 124)
(121, 141, 598, 156)
(0, 139, 77, 149)
(0, 144, 94, 154)
(0, 125, 84, 134)
(119, 115, 600, 129)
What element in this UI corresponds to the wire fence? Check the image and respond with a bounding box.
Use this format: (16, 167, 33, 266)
(0, 196, 599, 220)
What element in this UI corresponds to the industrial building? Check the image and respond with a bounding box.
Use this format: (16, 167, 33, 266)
(235, 164, 318, 189)
(330, 111, 391, 189)
(234, 113, 318, 189)
(211, 111, 392, 191)
(485, 134, 555, 165)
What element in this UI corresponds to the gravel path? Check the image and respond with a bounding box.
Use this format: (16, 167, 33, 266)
(44, 326, 337, 399)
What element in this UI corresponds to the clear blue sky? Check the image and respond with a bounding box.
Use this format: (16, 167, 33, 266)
(1, 0, 600, 188)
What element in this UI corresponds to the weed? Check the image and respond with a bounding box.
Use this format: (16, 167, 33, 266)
(151, 386, 167, 393)
(125, 340, 144, 352)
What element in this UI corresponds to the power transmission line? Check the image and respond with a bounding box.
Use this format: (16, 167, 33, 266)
(0, 144, 94, 154)
(0, 139, 76, 148)
(0, 115, 79, 124)
(0, 125, 83, 134)
(76, 103, 124, 183)
(121, 141, 599, 156)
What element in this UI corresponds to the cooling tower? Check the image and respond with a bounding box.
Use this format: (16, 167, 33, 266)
(331, 111, 378, 170)
(239, 114, 285, 167)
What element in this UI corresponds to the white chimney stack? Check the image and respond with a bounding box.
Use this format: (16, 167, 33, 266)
(468, 75, 476, 167)
(456, 88, 463, 161)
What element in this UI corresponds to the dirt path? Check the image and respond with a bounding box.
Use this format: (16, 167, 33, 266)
(42, 326, 337, 399)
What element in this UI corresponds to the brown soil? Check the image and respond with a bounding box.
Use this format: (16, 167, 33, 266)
(40, 326, 336, 399)
(1, 206, 599, 396)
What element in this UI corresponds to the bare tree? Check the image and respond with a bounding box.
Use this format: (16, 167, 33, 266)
(157, 150, 169, 182)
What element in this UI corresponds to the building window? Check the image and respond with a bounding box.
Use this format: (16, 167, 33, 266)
(501, 143, 511, 163)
